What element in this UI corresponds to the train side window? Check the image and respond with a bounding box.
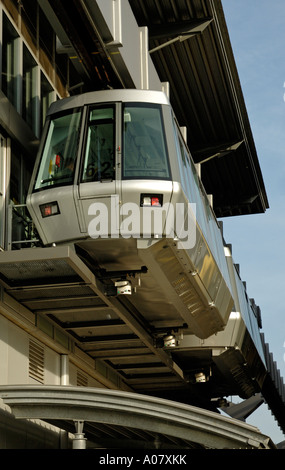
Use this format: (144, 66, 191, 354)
(34, 109, 82, 190)
(123, 104, 170, 180)
(173, 119, 194, 200)
(81, 106, 115, 182)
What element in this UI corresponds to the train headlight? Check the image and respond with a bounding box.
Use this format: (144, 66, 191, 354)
(141, 194, 163, 207)
(39, 201, 60, 218)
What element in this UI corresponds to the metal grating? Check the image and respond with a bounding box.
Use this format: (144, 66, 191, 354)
(29, 339, 45, 384)
(0, 260, 78, 280)
(77, 370, 88, 387)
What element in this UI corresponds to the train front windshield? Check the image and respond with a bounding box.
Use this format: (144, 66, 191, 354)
(123, 104, 170, 180)
(34, 109, 82, 190)
(34, 101, 170, 191)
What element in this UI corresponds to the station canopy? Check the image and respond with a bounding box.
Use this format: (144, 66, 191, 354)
(128, 0, 269, 217)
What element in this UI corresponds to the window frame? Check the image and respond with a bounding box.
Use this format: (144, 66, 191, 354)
(122, 102, 171, 181)
(33, 107, 83, 192)
(80, 103, 116, 184)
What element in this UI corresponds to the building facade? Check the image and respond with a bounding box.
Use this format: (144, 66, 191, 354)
(0, 0, 170, 449)
(0, 0, 283, 450)
(0, 0, 78, 252)
(0, 0, 108, 448)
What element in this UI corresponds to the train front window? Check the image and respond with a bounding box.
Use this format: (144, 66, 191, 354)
(34, 109, 82, 190)
(81, 106, 115, 182)
(123, 104, 170, 179)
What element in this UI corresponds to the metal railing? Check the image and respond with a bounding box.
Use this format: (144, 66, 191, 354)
(7, 203, 42, 250)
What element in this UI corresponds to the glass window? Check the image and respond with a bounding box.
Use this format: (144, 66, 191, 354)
(21, 0, 37, 53)
(39, 6, 54, 65)
(34, 109, 82, 190)
(81, 106, 115, 182)
(10, 144, 33, 205)
(123, 104, 170, 179)
(41, 72, 56, 129)
(23, 45, 39, 136)
(0, 135, 6, 249)
(2, 13, 21, 111)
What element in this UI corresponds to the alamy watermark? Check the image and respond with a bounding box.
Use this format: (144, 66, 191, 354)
(87, 195, 197, 249)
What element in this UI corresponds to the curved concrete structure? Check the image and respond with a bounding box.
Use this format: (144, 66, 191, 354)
(0, 385, 275, 449)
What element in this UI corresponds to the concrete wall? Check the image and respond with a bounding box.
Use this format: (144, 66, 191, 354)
(0, 307, 105, 448)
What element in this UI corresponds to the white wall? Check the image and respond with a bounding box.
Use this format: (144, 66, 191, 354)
(0, 315, 60, 385)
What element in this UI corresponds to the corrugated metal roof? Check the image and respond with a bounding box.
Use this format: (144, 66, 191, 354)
(128, 0, 269, 217)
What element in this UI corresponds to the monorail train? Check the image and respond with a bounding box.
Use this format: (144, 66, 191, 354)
(26, 89, 268, 402)
(27, 89, 234, 341)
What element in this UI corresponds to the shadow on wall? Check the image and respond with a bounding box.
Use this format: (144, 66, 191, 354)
(0, 405, 71, 449)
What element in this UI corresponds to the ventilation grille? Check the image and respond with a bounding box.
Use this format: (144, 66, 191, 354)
(172, 275, 204, 317)
(29, 339, 45, 384)
(77, 370, 88, 387)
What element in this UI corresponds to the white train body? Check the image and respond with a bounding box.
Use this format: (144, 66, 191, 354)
(25, 89, 270, 400)
(27, 90, 237, 343)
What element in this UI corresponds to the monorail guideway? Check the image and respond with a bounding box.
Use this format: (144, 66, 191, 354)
(0, 240, 284, 434)
(1, 89, 284, 434)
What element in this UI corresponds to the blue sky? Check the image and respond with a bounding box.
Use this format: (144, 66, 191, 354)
(221, 0, 285, 444)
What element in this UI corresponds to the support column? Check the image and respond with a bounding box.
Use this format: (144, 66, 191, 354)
(73, 421, 87, 449)
(60, 355, 70, 448)
(139, 27, 149, 90)
(60, 354, 69, 385)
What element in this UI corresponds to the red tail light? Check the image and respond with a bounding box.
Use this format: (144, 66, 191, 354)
(40, 201, 60, 218)
(140, 194, 163, 207)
